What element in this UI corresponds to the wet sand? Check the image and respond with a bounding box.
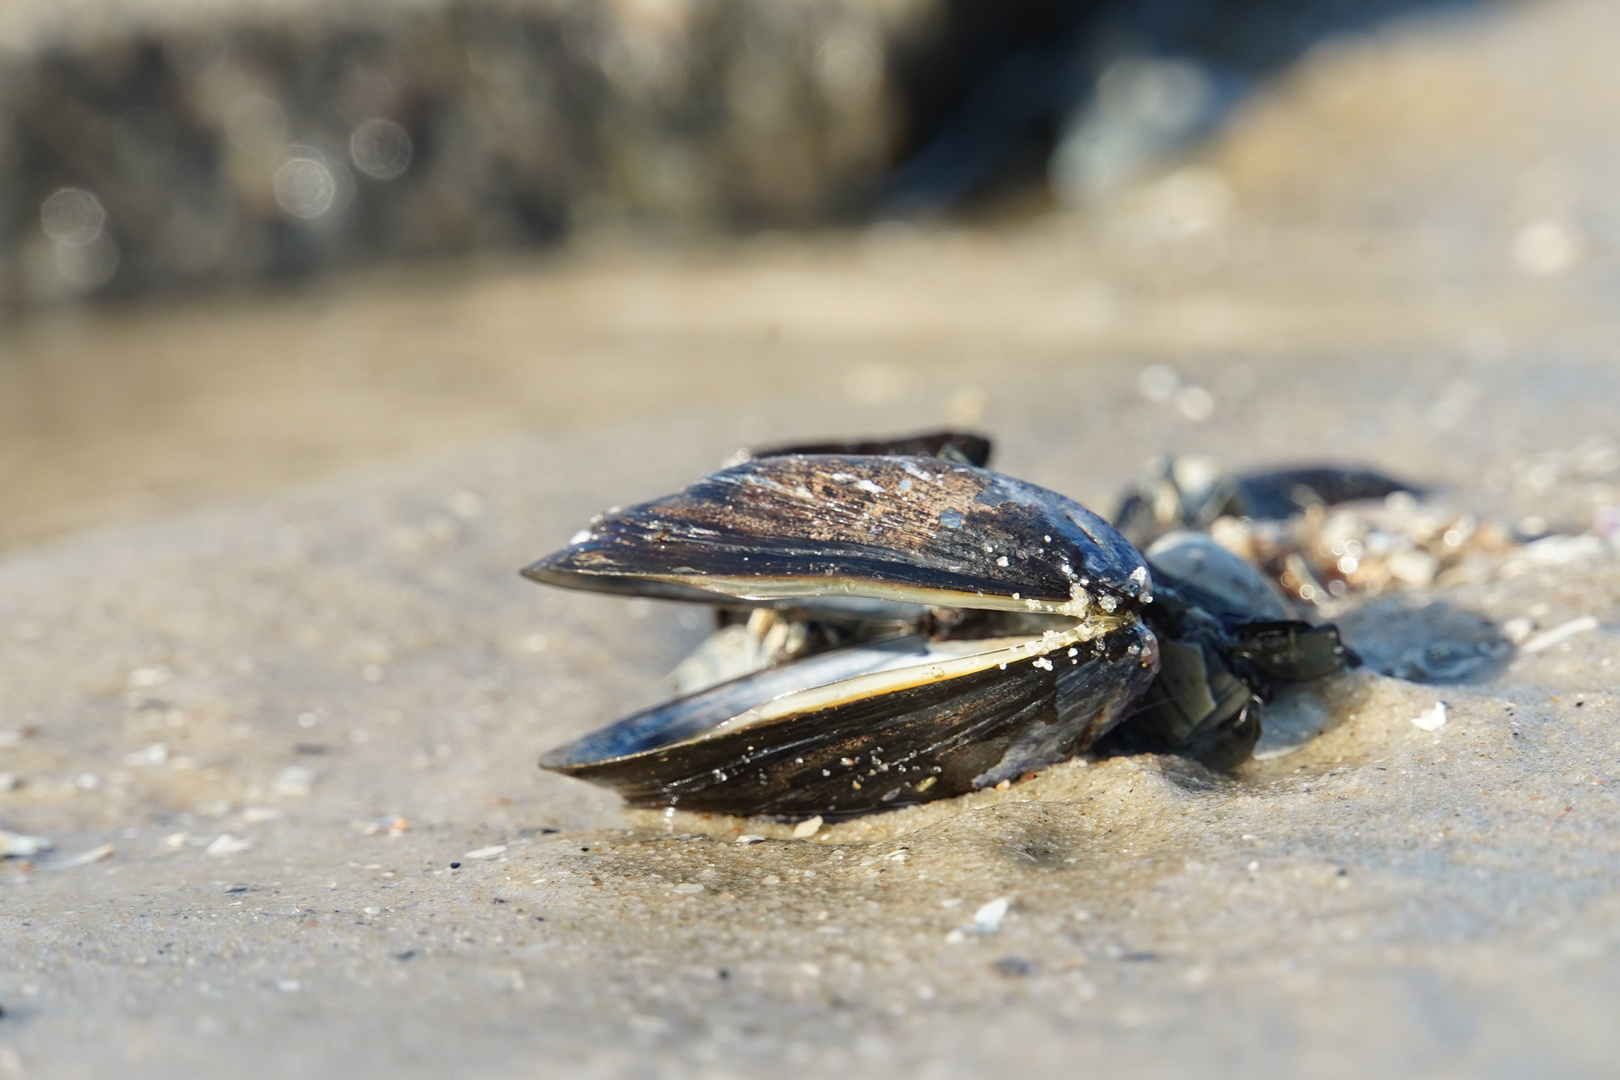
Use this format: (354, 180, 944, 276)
(3, 0, 1620, 1076)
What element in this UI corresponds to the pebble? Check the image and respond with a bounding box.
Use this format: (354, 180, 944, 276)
(992, 956, 1037, 978)
(274, 765, 314, 797)
(464, 844, 507, 860)
(791, 816, 824, 839)
(1518, 535, 1606, 566)
(1503, 617, 1536, 645)
(123, 743, 168, 767)
(351, 815, 408, 836)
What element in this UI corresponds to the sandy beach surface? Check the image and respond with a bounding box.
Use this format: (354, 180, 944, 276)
(4, 1, 1620, 1076)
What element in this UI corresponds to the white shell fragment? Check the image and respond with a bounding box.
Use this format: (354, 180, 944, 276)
(205, 834, 252, 856)
(1411, 702, 1448, 732)
(274, 765, 314, 797)
(946, 897, 1013, 943)
(791, 815, 824, 839)
(123, 742, 169, 767)
(971, 896, 1011, 933)
(1521, 615, 1600, 654)
(51, 843, 115, 869)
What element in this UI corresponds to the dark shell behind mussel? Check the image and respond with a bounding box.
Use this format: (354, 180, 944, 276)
(525, 455, 1159, 819)
(747, 431, 992, 468)
(1114, 459, 1420, 549)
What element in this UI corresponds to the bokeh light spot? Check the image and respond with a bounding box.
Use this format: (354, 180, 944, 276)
(40, 188, 106, 246)
(274, 157, 338, 219)
(350, 118, 413, 181)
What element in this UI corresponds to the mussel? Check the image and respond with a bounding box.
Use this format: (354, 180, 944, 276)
(523, 436, 1365, 820)
(1114, 455, 1419, 550)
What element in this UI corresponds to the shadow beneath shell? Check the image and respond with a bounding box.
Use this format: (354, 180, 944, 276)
(1335, 597, 1515, 684)
(1252, 670, 1375, 761)
(1106, 598, 1513, 767)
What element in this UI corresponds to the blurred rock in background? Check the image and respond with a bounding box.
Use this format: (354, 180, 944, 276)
(0, 0, 919, 307)
(0, 0, 1477, 308)
(884, 0, 1483, 215)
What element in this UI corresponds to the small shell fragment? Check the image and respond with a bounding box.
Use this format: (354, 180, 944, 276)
(51, 843, 115, 869)
(1521, 615, 1599, 654)
(791, 815, 824, 839)
(971, 896, 1011, 933)
(1410, 702, 1448, 732)
(205, 834, 252, 857)
(124, 743, 169, 768)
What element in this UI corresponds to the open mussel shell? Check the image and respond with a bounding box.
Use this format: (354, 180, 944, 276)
(541, 625, 1158, 819)
(527, 454, 1159, 818)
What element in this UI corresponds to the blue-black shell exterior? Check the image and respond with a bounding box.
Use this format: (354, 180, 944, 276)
(541, 623, 1157, 819)
(523, 455, 1150, 612)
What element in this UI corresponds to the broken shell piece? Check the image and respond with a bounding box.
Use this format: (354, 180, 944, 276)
(971, 896, 1011, 933)
(791, 815, 824, 839)
(1502, 617, 1536, 645)
(205, 834, 252, 857)
(1521, 616, 1600, 654)
(1410, 702, 1448, 732)
(51, 843, 115, 869)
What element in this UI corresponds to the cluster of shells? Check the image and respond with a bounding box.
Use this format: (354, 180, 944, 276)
(1211, 490, 1620, 618)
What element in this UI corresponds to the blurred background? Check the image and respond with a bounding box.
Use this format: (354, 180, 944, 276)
(1, 0, 1616, 549)
(0, 0, 1493, 299)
